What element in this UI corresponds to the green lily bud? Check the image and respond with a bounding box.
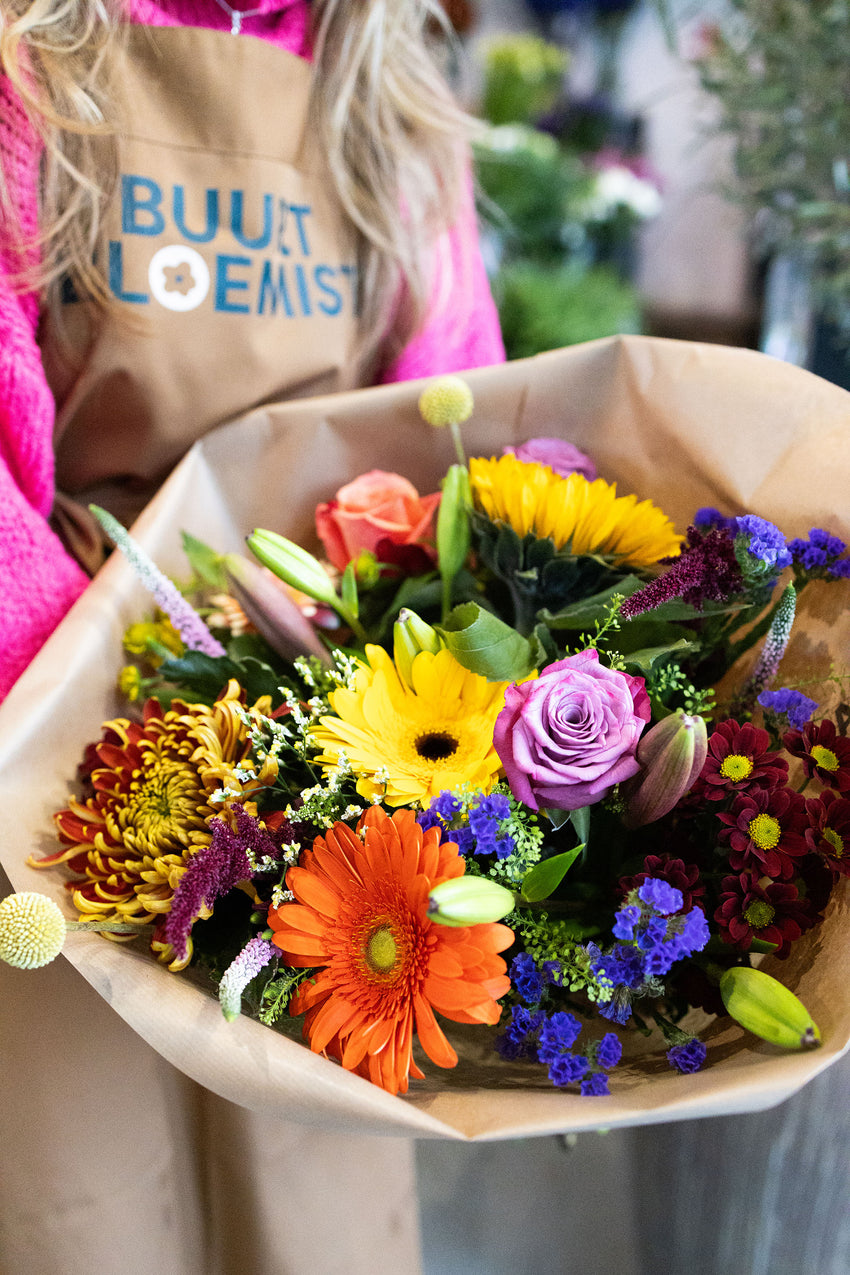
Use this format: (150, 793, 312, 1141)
(428, 876, 516, 927)
(247, 529, 338, 609)
(719, 966, 820, 1050)
(393, 608, 445, 688)
(437, 464, 471, 619)
(624, 710, 708, 828)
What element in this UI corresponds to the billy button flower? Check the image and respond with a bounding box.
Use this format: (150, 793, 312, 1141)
(715, 870, 817, 958)
(698, 719, 788, 802)
(783, 719, 850, 793)
(716, 785, 808, 880)
(804, 789, 850, 879)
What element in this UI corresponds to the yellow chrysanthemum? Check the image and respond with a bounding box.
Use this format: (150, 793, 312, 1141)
(29, 680, 277, 970)
(469, 454, 682, 568)
(310, 645, 509, 807)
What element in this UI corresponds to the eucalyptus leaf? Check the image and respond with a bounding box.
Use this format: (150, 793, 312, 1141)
(521, 845, 584, 902)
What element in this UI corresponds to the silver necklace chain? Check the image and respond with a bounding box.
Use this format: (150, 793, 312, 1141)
(210, 0, 266, 35)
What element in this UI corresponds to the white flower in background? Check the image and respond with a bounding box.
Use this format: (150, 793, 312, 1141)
(585, 165, 663, 222)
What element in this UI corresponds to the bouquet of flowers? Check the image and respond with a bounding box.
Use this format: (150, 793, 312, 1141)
(6, 344, 850, 1114)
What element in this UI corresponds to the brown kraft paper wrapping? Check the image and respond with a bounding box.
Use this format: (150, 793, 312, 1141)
(2, 335, 849, 1141)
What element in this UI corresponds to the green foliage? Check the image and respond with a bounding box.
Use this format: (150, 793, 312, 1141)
(481, 35, 569, 127)
(693, 0, 850, 329)
(495, 262, 642, 360)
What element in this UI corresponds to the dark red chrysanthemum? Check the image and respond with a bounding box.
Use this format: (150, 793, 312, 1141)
(716, 785, 808, 879)
(698, 720, 788, 802)
(783, 719, 850, 793)
(618, 854, 705, 914)
(715, 871, 817, 958)
(804, 789, 850, 879)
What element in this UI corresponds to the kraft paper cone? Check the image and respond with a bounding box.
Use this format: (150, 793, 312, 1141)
(2, 335, 848, 1141)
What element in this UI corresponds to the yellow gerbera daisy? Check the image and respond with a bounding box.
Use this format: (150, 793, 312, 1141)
(310, 645, 509, 807)
(469, 454, 681, 568)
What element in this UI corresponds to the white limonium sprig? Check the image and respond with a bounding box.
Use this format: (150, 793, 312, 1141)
(91, 505, 226, 658)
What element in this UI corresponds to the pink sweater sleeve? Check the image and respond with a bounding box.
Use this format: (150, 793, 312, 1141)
(380, 170, 505, 384)
(0, 78, 89, 702)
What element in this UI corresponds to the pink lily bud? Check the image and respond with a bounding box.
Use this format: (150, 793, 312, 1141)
(624, 710, 708, 828)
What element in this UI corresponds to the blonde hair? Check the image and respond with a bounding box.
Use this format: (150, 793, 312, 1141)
(0, 0, 473, 367)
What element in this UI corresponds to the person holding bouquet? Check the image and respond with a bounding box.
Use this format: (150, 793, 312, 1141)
(0, 3, 502, 1270)
(0, 0, 503, 701)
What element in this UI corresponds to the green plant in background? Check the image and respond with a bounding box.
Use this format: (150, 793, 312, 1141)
(481, 34, 569, 127)
(691, 0, 850, 332)
(496, 261, 641, 361)
(473, 31, 651, 360)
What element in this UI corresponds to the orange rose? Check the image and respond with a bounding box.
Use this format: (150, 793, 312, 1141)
(315, 470, 440, 572)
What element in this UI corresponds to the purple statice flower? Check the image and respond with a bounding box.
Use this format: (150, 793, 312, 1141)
(165, 807, 277, 960)
(787, 528, 847, 573)
(418, 790, 515, 859)
(619, 525, 743, 619)
(694, 507, 738, 533)
(588, 941, 646, 991)
(743, 584, 797, 699)
(638, 879, 683, 915)
(580, 1072, 611, 1096)
(735, 515, 792, 572)
(92, 505, 226, 658)
(510, 952, 557, 1004)
(667, 1037, 708, 1074)
(612, 903, 641, 940)
(549, 1053, 590, 1087)
(758, 688, 818, 730)
(829, 557, 850, 579)
(594, 1032, 623, 1069)
(537, 1011, 583, 1062)
(495, 1005, 545, 1060)
(218, 936, 277, 1021)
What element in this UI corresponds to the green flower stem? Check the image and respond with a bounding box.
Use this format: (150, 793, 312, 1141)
(449, 421, 466, 467)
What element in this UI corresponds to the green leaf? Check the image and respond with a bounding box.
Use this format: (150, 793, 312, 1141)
(623, 638, 698, 674)
(521, 845, 584, 902)
(569, 805, 591, 844)
(537, 576, 643, 629)
(157, 651, 285, 706)
(341, 561, 359, 620)
(181, 532, 228, 590)
(439, 601, 542, 681)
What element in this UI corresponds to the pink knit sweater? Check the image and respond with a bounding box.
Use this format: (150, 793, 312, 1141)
(0, 0, 504, 700)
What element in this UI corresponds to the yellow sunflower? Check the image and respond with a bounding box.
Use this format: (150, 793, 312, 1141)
(469, 454, 681, 568)
(30, 680, 277, 969)
(310, 645, 509, 807)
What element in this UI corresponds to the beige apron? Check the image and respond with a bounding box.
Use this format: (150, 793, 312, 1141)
(43, 24, 361, 564)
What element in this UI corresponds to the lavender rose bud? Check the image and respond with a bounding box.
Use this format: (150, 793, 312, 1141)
(503, 438, 597, 481)
(494, 649, 651, 812)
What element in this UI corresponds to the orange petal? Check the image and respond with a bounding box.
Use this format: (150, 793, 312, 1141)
(413, 994, 458, 1069)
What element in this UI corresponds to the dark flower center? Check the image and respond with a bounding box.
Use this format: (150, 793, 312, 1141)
(823, 827, 844, 859)
(811, 745, 839, 773)
(720, 753, 753, 782)
(744, 899, 775, 929)
(415, 732, 459, 762)
(748, 813, 781, 850)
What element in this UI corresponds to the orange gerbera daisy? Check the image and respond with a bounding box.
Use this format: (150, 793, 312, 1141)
(269, 806, 513, 1095)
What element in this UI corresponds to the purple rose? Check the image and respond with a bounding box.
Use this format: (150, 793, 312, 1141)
(503, 438, 597, 481)
(494, 649, 651, 812)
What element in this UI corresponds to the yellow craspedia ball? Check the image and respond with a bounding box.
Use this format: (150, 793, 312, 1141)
(418, 375, 474, 428)
(0, 892, 66, 969)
